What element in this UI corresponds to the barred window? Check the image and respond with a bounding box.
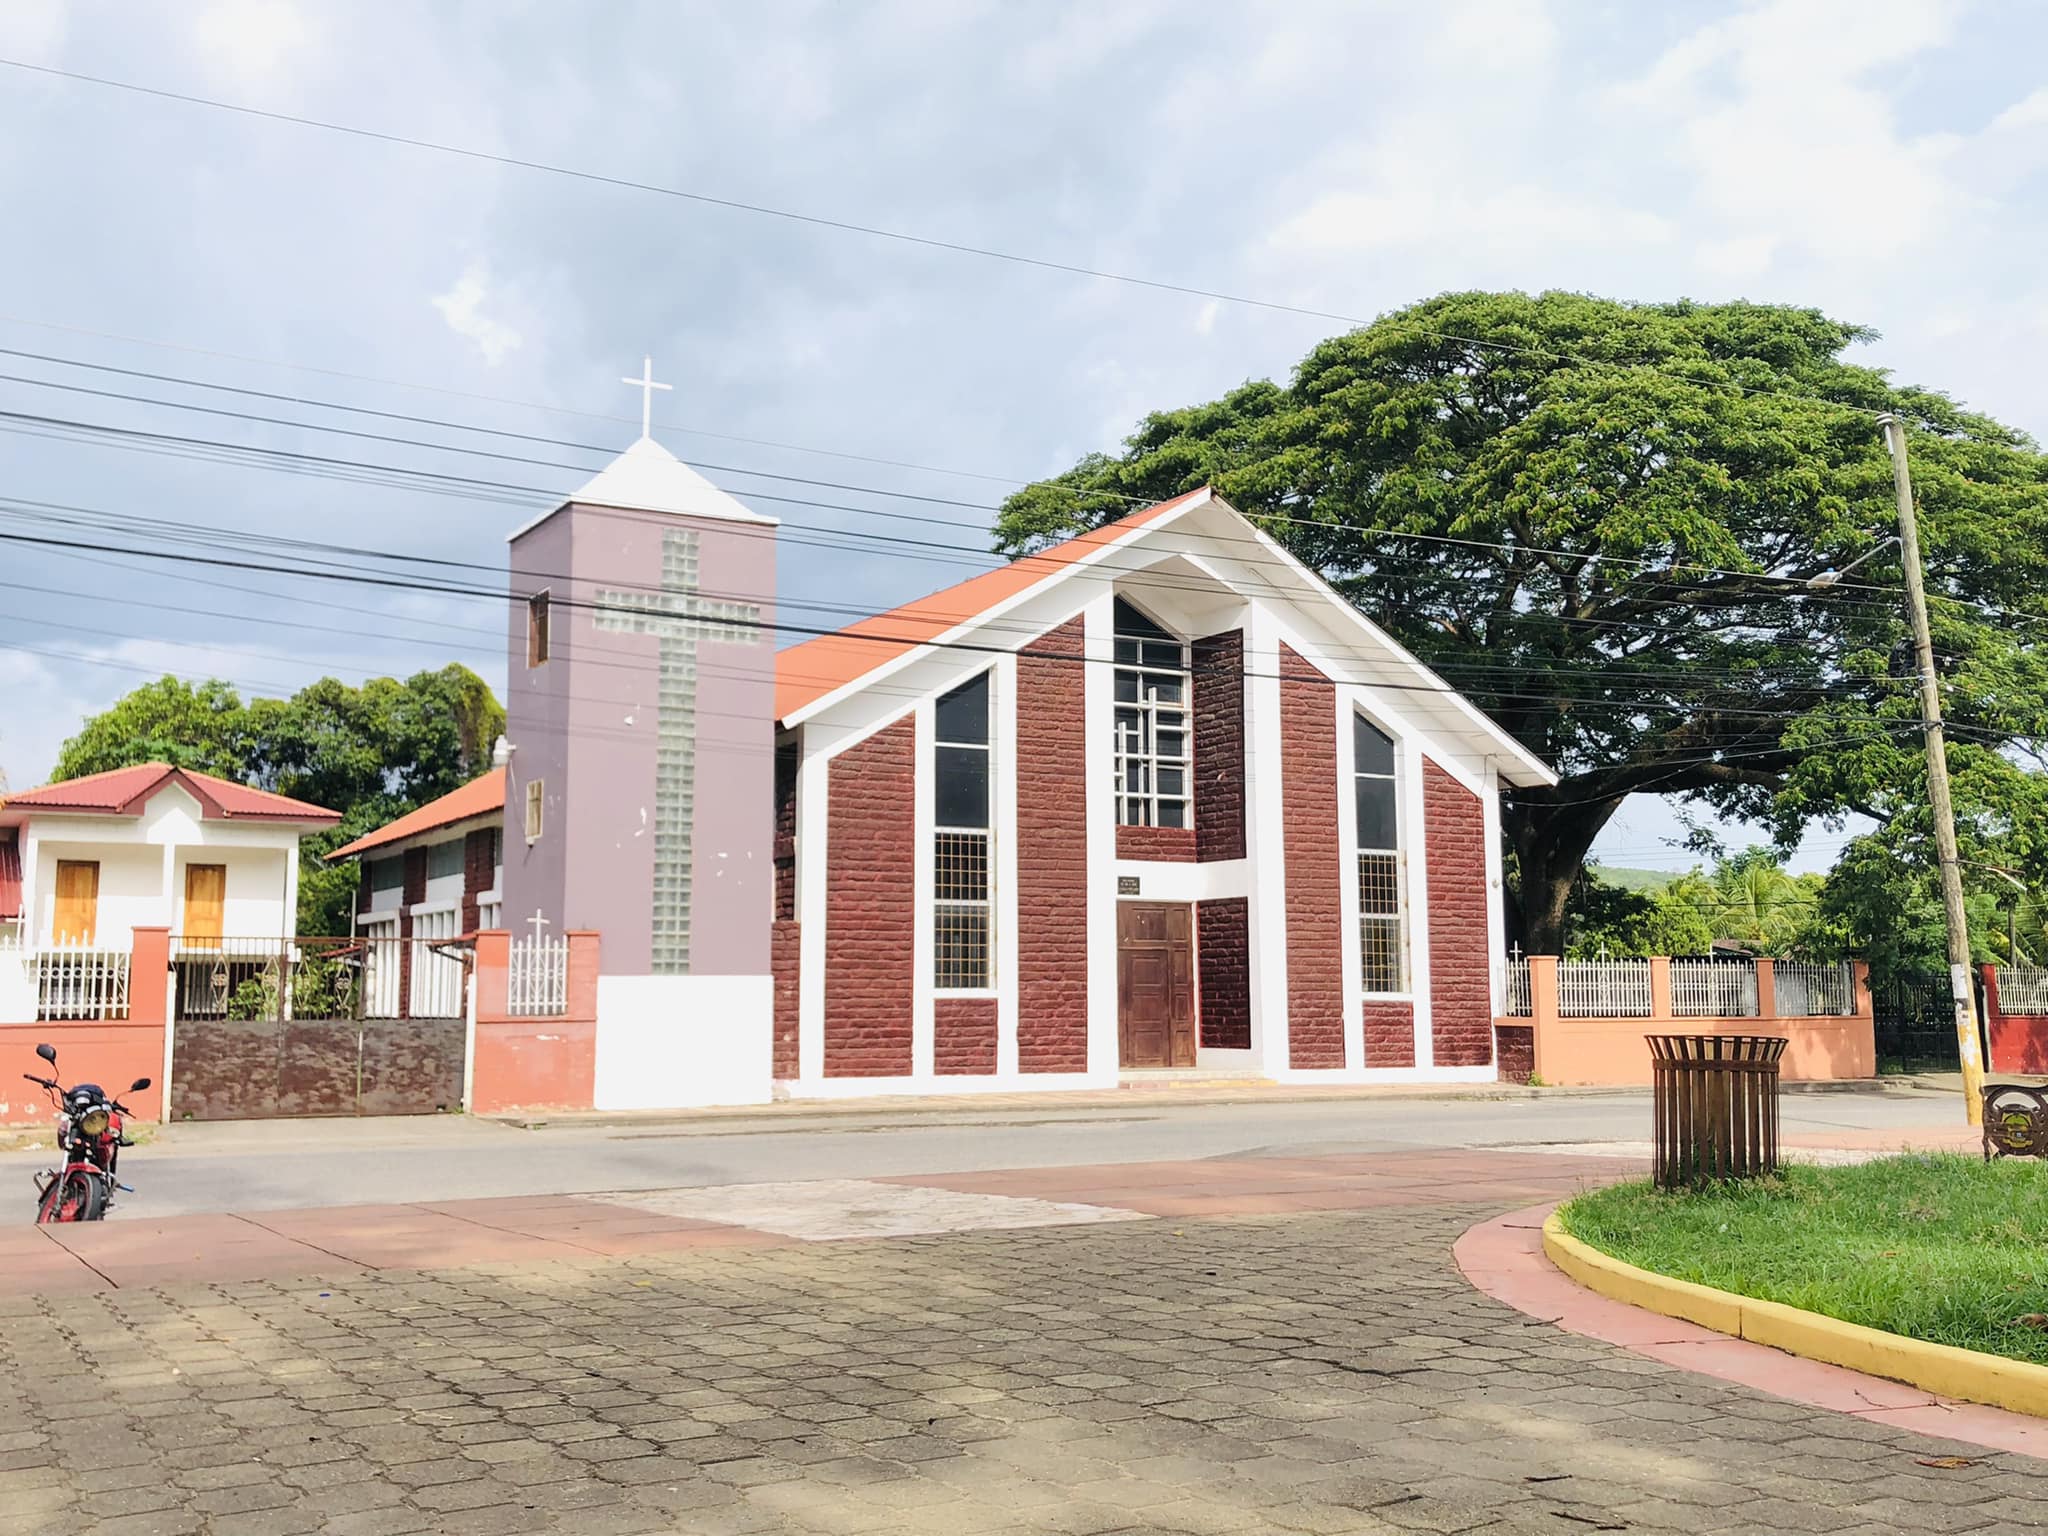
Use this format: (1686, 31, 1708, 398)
(1112, 597, 1190, 828)
(1354, 714, 1405, 993)
(934, 672, 992, 990)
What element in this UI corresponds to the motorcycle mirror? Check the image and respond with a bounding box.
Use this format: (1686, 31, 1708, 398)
(130, 1077, 153, 1092)
(35, 1043, 57, 1065)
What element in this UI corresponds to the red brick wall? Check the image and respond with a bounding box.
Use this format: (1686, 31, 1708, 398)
(1424, 759, 1492, 1068)
(461, 828, 497, 933)
(398, 847, 428, 1021)
(1280, 644, 1344, 1069)
(935, 998, 998, 1075)
(1197, 897, 1250, 1049)
(771, 919, 800, 1079)
(1193, 629, 1246, 862)
(824, 717, 915, 1076)
(1364, 1001, 1416, 1067)
(1117, 825, 1195, 861)
(1495, 1024, 1534, 1084)
(1017, 616, 1089, 1074)
(773, 736, 798, 923)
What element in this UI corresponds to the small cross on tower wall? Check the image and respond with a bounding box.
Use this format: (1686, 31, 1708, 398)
(594, 528, 763, 974)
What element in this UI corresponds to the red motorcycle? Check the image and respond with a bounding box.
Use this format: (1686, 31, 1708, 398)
(23, 1043, 151, 1223)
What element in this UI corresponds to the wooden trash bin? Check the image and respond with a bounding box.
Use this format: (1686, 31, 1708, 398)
(1646, 1034, 1787, 1189)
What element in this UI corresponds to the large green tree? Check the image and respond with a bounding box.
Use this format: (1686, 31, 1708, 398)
(54, 665, 504, 933)
(997, 292, 2048, 953)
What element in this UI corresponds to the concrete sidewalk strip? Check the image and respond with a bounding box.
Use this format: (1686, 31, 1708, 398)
(579, 1178, 1153, 1242)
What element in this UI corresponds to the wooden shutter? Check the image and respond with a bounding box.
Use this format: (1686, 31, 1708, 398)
(52, 861, 99, 945)
(183, 864, 227, 947)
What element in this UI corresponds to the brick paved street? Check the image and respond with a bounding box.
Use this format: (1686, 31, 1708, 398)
(3, 1156, 2043, 1535)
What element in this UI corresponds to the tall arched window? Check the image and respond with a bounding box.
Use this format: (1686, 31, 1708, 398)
(934, 672, 992, 990)
(1354, 713, 1405, 993)
(1112, 598, 1190, 829)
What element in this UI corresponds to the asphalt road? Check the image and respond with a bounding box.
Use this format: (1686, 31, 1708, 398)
(0, 1085, 1968, 1217)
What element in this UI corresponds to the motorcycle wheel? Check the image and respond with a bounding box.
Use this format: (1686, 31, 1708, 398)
(34, 1171, 104, 1224)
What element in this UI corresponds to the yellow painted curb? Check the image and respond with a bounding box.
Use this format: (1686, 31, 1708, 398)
(1543, 1212, 2048, 1419)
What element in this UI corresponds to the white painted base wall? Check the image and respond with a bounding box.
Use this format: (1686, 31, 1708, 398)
(783, 1070, 1112, 1099)
(593, 974, 774, 1110)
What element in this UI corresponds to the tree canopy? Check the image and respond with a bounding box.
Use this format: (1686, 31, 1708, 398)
(996, 291, 2048, 954)
(53, 665, 504, 934)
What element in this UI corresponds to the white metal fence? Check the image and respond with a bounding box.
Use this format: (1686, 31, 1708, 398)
(1557, 959, 1653, 1018)
(31, 941, 131, 1022)
(1999, 965, 2048, 1016)
(1775, 961, 1855, 1018)
(1503, 956, 1533, 1017)
(508, 935, 569, 1017)
(1671, 958, 1759, 1018)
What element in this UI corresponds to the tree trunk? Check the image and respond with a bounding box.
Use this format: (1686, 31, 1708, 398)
(1505, 793, 1627, 956)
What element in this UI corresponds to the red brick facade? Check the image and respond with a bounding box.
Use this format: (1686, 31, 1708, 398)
(1364, 1001, 1416, 1067)
(1279, 644, 1345, 1069)
(1016, 616, 1089, 1073)
(1424, 759, 1493, 1067)
(935, 998, 998, 1075)
(460, 827, 497, 933)
(1494, 1024, 1534, 1084)
(1197, 897, 1250, 1050)
(824, 716, 916, 1076)
(1116, 825, 1196, 861)
(1192, 629, 1246, 862)
(397, 847, 428, 1021)
(771, 919, 800, 1079)
(773, 735, 798, 923)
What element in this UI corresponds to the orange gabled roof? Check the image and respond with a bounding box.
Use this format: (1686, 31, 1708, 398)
(326, 768, 506, 862)
(775, 487, 1208, 723)
(0, 763, 339, 823)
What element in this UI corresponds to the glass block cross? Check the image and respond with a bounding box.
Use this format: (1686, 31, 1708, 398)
(594, 529, 763, 972)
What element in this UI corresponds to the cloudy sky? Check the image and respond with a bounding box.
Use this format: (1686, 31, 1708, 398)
(0, 0, 2044, 873)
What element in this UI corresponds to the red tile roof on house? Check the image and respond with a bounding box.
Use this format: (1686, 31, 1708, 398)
(327, 768, 506, 862)
(0, 832, 19, 921)
(0, 763, 339, 824)
(774, 488, 1208, 723)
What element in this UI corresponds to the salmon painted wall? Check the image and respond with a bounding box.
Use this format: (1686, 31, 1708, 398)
(467, 929, 599, 1115)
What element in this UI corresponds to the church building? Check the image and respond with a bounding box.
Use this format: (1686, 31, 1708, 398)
(347, 403, 1555, 1110)
(769, 483, 1554, 1095)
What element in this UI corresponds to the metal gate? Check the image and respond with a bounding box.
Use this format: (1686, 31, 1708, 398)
(167, 937, 465, 1120)
(1871, 971, 1990, 1074)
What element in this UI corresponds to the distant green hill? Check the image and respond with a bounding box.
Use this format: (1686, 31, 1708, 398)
(1584, 863, 1686, 895)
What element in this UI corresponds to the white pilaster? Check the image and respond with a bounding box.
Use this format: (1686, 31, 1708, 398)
(995, 652, 1021, 1077)
(911, 698, 936, 1079)
(1405, 737, 1435, 1070)
(1082, 591, 1120, 1077)
(796, 740, 830, 1084)
(1242, 603, 1289, 1073)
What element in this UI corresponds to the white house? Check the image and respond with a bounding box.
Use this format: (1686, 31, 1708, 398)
(0, 763, 339, 1021)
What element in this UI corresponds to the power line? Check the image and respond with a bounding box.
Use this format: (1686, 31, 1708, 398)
(0, 56, 2019, 447)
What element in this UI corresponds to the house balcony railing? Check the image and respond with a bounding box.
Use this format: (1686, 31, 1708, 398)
(5, 939, 133, 1022)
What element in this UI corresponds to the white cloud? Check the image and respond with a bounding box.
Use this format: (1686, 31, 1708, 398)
(432, 263, 524, 366)
(1607, 0, 1971, 269)
(0, 0, 67, 58)
(190, 0, 319, 88)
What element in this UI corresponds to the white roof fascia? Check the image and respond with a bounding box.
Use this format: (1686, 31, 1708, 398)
(1223, 504, 1558, 787)
(779, 488, 1215, 729)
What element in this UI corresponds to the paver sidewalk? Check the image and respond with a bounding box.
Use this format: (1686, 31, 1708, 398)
(2, 1147, 2042, 1536)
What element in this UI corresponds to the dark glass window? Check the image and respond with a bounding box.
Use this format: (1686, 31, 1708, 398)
(934, 673, 993, 989)
(1354, 711, 1403, 992)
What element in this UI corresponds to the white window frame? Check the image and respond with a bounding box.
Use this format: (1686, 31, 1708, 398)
(524, 779, 544, 843)
(1352, 710, 1409, 997)
(932, 672, 995, 994)
(1112, 598, 1192, 830)
(527, 589, 551, 668)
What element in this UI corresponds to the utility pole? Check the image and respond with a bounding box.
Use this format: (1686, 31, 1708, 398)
(1880, 413, 1984, 1125)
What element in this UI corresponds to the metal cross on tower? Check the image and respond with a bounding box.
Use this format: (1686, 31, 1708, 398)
(621, 355, 672, 438)
(594, 528, 762, 973)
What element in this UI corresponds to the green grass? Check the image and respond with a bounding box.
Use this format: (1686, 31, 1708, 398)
(1559, 1155, 2048, 1364)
